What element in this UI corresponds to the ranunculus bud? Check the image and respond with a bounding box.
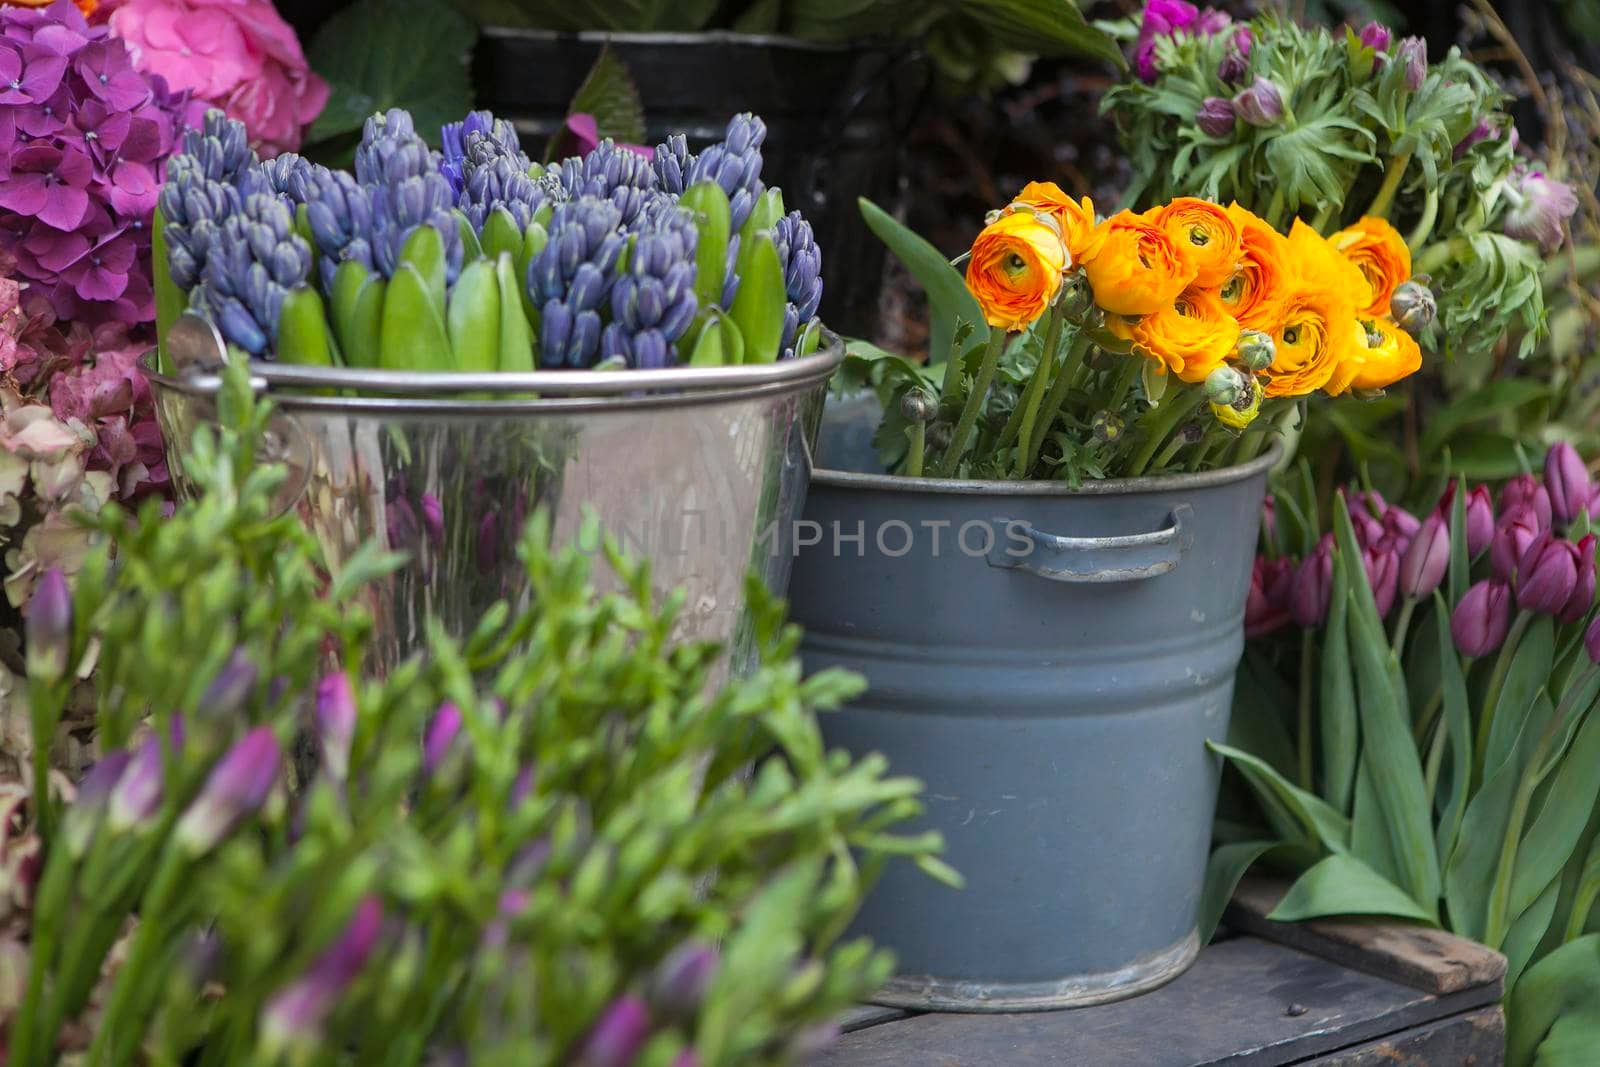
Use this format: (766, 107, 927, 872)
(1359, 21, 1392, 51)
(1517, 534, 1581, 616)
(1205, 365, 1245, 405)
(26, 567, 72, 683)
(1057, 272, 1094, 318)
(649, 941, 719, 1022)
(1390, 280, 1436, 336)
(1454, 118, 1499, 161)
(175, 728, 281, 855)
(315, 672, 357, 780)
(1501, 474, 1553, 530)
(1453, 579, 1513, 656)
(577, 995, 652, 1067)
(1465, 485, 1495, 556)
(1291, 536, 1334, 627)
(261, 897, 384, 1051)
(1504, 169, 1578, 255)
(1562, 535, 1597, 625)
(899, 390, 934, 424)
(1217, 27, 1252, 84)
(422, 703, 463, 776)
(1546, 442, 1591, 526)
(1092, 410, 1124, 444)
(1234, 329, 1275, 371)
(1233, 76, 1284, 127)
(1400, 512, 1450, 600)
(1587, 614, 1600, 663)
(1364, 546, 1401, 617)
(1196, 96, 1236, 137)
(1397, 37, 1427, 90)
(1491, 505, 1543, 582)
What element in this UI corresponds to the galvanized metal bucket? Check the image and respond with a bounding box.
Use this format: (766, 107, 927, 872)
(143, 321, 842, 673)
(787, 440, 1277, 1012)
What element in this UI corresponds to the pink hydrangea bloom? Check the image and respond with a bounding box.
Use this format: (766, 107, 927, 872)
(106, 0, 328, 156)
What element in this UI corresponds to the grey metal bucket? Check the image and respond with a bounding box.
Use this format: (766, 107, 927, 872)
(143, 322, 842, 673)
(786, 443, 1277, 1012)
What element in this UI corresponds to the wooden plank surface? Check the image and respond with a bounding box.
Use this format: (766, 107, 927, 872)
(1307, 1006, 1505, 1066)
(812, 935, 1502, 1067)
(1227, 876, 1507, 997)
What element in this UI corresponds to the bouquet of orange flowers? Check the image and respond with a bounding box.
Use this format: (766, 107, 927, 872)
(849, 185, 1428, 482)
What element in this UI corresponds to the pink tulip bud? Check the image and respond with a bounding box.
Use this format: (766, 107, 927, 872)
(175, 728, 280, 855)
(1465, 486, 1496, 556)
(1291, 537, 1334, 627)
(1491, 505, 1543, 582)
(315, 672, 357, 780)
(1501, 474, 1552, 530)
(1545, 442, 1591, 526)
(1400, 513, 1450, 600)
(1246, 556, 1294, 637)
(1453, 579, 1513, 656)
(1562, 535, 1597, 625)
(1517, 534, 1581, 616)
(1364, 546, 1401, 617)
(1382, 506, 1420, 553)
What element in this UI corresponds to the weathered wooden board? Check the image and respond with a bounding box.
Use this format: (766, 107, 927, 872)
(1307, 1007, 1505, 1066)
(812, 935, 1503, 1066)
(1227, 876, 1507, 997)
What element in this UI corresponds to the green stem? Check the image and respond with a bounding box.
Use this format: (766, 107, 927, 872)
(1413, 685, 1446, 745)
(1565, 849, 1600, 942)
(1012, 311, 1069, 474)
(1415, 236, 1468, 276)
(1298, 631, 1316, 791)
(1391, 599, 1417, 660)
(1474, 611, 1536, 786)
(904, 422, 926, 479)
(1022, 333, 1090, 478)
(1150, 432, 1190, 475)
(86, 848, 190, 1066)
(1311, 201, 1337, 234)
(1127, 389, 1205, 477)
(1406, 184, 1440, 253)
(29, 680, 65, 846)
(1366, 149, 1414, 220)
(1423, 711, 1449, 804)
(998, 305, 1066, 455)
(935, 327, 1007, 478)
(1265, 188, 1287, 231)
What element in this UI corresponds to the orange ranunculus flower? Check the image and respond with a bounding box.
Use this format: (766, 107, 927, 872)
(1327, 317, 1424, 395)
(1332, 216, 1412, 319)
(1081, 210, 1195, 317)
(1152, 198, 1242, 289)
(1012, 181, 1102, 263)
(1221, 204, 1292, 332)
(964, 210, 1067, 332)
(5, 0, 96, 10)
(1261, 222, 1367, 398)
(1109, 287, 1240, 383)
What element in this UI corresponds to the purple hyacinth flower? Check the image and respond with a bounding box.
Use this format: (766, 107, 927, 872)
(422, 703, 463, 776)
(577, 995, 652, 1067)
(174, 727, 280, 854)
(315, 672, 357, 780)
(260, 897, 384, 1050)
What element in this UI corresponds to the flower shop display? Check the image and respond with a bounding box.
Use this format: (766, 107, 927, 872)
(4, 365, 950, 1065)
(784, 181, 1427, 1010)
(1217, 445, 1600, 1066)
(146, 108, 839, 671)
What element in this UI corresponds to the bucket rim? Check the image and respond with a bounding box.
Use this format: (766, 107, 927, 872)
(140, 334, 844, 413)
(810, 440, 1283, 497)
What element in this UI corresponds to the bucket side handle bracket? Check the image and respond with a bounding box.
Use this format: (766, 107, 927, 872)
(985, 504, 1195, 584)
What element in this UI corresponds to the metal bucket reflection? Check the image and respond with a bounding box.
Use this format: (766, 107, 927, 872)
(143, 339, 842, 674)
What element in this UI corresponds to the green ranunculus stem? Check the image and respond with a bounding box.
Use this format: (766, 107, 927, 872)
(1474, 610, 1536, 785)
(1406, 185, 1441, 253)
(1127, 388, 1205, 476)
(1022, 332, 1091, 478)
(1391, 599, 1418, 659)
(998, 304, 1065, 456)
(904, 422, 926, 479)
(1298, 630, 1316, 791)
(936, 326, 1007, 478)
(1366, 149, 1415, 220)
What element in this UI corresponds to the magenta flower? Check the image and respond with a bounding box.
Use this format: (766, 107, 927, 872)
(1233, 76, 1285, 127)
(1546, 442, 1591, 526)
(1465, 485, 1496, 556)
(1359, 22, 1392, 52)
(1291, 536, 1334, 627)
(315, 671, 357, 780)
(0, 144, 93, 230)
(1491, 504, 1543, 582)
(73, 39, 153, 112)
(1218, 26, 1251, 84)
(174, 727, 280, 854)
(1400, 513, 1449, 601)
(1396, 37, 1427, 91)
(26, 566, 71, 680)
(566, 113, 653, 159)
(1518, 535, 1581, 616)
(1503, 168, 1579, 255)
(1500, 474, 1552, 530)
(0, 41, 69, 106)
(261, 897, 385, 1051)
(1364, 545, 1401, 617)
(579, 995, 653, 1067)
(14, 87, 72, 138)
(1453, 579, 1513, 657)
(1454, 119, 1499, 161)
(1562, 535, 1596, 625)
(1134, 0, 1199, 82)
(1245, 555, 1293, 637)
(63, 231, 138, 302)
(422, 702, 463, 776)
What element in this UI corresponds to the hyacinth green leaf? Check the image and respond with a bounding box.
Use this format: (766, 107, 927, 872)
(1268, 853, 1436, 924)
(688, 316, 727, 367)
(481, 207, 524, 263)
(152, 206, 185, 375)
(796, 318, 824, 357)
(447, 259, 499, 373)
(729, 232, 785, 362)
(494, 254, 534, 373)
(740, 187, 786, 245)
(456, 211, 484, 262)
(679, 182, 732, 312)
(859, 198, 984, 370)
(380, 264, 452, 371)
(1507, 935, 1600, 1065)
(349, 275, 386, 369)
(517, 221, 550, 329)
(276, 287, 338, 369)
(397, 224, 448, 324)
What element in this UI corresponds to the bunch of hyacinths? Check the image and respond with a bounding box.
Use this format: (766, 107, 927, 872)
(8, 364, 947, 1066)
(1215, 445, 1600, 1067)
(152, 108, 826, 372)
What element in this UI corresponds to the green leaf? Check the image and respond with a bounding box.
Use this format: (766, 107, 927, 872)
(858, 197, 983, 369)
(728, 233, 786, 362)
(153, 206, 186, 375)
(396, 225, 448, 324)
(305, 0, 476, 147)
(1209, 741, 1351, 854)
(1507, 935, 1600, 1066)
(679, 182, 732, 312)
(481, 208, 524, 263)
(1484, 617, 1555, 778)
(275, 286, 338, 369)
(1504, 877, 1561, 993)
(446, 259, 499, 373)
(1433, 592, 1474, 864)
(564, 46, 646, 147)
(1418, 379, 1549, 461)
(495, 253, 534, 373)
(1269, 853, 1437, 924)
(330, 263, 385, 369)
(1510, 690, 1600, 919)
(1321, 549, 1359, 814)
(1227, 649, 1298, 782)
(1200, 841, 1280, 945)
(380, 264, 452, 371)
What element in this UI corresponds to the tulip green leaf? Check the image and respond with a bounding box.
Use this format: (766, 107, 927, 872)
(1484, 617, 1555, 778)
(495, 254, 534, 373)
(276, 287, 338, 370)
(1351, 758, 1403, 888)
(1199, 840, 1281, 944)
(729, 232, 785, 362)
(1434, 591, 1474, 863)
(1269, 853, 1436, 923)
(380, 264, 452, 371)
(859, 197, 984, 370)
(1503, 876, 1561, 991)
(1321, 548, 1359, 814)
(680, 182, 732, 312)
(1507, 935, 1600, 1066)
(447, 259, 500, 373)
(1509, 684, 1600, 918)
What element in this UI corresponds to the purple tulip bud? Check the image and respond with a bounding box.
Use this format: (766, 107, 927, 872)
(315, 673, 357, 780)
(577, 995, 652, 1067)
(1397, 36, 1427, 90)
(1453, 580, 1513, 656)
(1349, 505, 1385, 550)
(1501, 475, 1552, 530)
(1546, 442, 1591, 526)
(649, 942, 719, 1021)
(1383, 506, 1421, 552)
(200, 650, 257, 720)
(1492, 505, 1544, 582)
(109, 730, 169, 831)
(1196, 96, 1237, 137)
(1359, 21, 1392, 51)
(1562, 535, 1597, 625)
(1587, 614, 1600, 663)
(420, 494, 445, 549)
(423, 703, 463, 776)
(26, 567, 72, 682)
(1517, 534, 1581, 616)
(175, 728, 280, 855)
(1504, 169, 1578, 255)
(1364, 546, 1401, 617)
(1465, 486, 1496, 556)
(1400, 513, 1450, 600)
(1233, 76, 1284, 127)
(261, 897, 384, 1050)
(1291, 537, 1335, 627)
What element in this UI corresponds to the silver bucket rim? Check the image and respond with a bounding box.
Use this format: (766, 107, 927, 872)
(139, 333, 845, 416)
(810, 440, 1283, 498)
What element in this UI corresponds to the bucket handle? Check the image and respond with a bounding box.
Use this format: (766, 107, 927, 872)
(985, 505, 1194, 584)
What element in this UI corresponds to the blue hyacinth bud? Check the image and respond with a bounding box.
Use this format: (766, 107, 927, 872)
(653, 133, 691, 196)
(526, 196, 626, 367)
(772, 210, 823, 358)
(178, 110, 256, 184)
(685, 113, 766, 231)
(459, 155, 560, 231)
(549, 141, 659, 229)
(197, 194, 313, 358)
(602, 206, 699, 368)
(370, 173, 463, 284)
